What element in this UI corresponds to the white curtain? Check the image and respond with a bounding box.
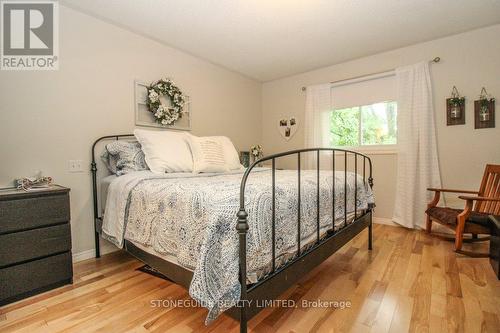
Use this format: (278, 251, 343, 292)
(304, 83, 331, 168)
(392, 62, 442, 229)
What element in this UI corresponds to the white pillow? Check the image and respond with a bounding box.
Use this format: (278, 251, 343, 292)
(217, 136, 243, 170)
(185, 134, 243, 172)
(133, 129, 193, 173)
(186, 135, 228, 173)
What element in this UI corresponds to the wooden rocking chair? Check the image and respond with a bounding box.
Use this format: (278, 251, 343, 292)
(426, 164, 500, 256)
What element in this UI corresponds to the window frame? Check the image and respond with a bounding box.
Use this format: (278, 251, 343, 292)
(330, 100, 398, 154)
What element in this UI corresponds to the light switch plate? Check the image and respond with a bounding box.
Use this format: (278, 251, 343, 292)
(68, 160, 84, 173)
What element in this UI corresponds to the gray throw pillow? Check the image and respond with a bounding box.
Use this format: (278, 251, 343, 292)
(103, 141, 148, 176)
(101, 149, 118, 174)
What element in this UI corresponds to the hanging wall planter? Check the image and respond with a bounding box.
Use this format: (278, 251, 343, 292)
(474, 87, 495, 129)
(446, 86, 465, 126)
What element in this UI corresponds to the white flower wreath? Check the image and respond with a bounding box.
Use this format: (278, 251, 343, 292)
(146, 78, 186, 126)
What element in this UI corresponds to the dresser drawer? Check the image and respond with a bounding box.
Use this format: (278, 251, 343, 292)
(0, 193, 70, 234)
(0, 252, 72, 305)
(0, 223, 71, 267)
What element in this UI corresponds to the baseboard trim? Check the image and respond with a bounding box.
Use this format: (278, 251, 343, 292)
(373, 217, 452, 233)
(373, 217, 400, 227)
(72, 241, 120, 263)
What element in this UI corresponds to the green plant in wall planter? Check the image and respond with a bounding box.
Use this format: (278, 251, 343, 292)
(479, 88, 495, 122)
(474, 87, 495, 129)
(448, 86, 465, 119)
(449, 96, 465, 106)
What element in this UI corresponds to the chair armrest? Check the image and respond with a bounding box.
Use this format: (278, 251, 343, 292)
(427, 188, 479, 209)
(458, 196, 500, 202)
(427, 188, 479, 194)
(457, 196, 499, 223)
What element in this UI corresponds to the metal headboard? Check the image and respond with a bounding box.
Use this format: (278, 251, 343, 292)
(91, 134, 135, 257)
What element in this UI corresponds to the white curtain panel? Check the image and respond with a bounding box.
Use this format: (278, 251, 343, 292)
(392, 62, 442, 229)
(304, 83, 331, 169)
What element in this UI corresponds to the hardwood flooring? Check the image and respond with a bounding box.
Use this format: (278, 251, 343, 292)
(1, 224, 499, 332)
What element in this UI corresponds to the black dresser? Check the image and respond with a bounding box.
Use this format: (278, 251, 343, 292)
(489, 215, 500, 280)
(0, 185, 73, 306)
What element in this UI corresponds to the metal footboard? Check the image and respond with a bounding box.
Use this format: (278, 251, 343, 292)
(236, 148, 374, 333)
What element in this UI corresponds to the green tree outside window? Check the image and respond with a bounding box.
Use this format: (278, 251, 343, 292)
(330, 101, 397, 147)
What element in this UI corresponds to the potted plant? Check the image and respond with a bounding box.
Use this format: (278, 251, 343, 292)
(250, 145, 263, 165)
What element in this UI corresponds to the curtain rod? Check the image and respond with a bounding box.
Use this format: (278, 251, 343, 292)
(301, 57, 441, 91)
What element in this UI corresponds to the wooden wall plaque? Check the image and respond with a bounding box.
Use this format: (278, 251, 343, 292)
(474, 99, 495, 129)
(446, 98, 465, 126)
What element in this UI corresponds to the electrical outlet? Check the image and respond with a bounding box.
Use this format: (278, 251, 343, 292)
(68, 160, 84, 173)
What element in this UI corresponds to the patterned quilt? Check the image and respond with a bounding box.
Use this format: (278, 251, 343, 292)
(102, 169, 374, 323)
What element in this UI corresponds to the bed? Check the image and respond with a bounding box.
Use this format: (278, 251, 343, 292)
(91, 134, 375, 333)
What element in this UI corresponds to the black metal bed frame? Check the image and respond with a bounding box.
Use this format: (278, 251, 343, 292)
(91, 135, 374, 333)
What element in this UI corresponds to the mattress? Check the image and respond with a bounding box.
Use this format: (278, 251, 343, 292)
(100, 174, 117, 214)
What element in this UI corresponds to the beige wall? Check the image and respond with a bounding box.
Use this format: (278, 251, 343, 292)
(1, 8, 499, 256)
(0, 6, 261, 256)
(262, 24, 500, 219)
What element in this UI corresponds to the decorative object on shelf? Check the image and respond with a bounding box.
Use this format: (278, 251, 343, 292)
(474, 87, 495, 129)
(15, 176, 53, 191)
(446, 86, 465, 126)
(250, 145, 263, 165)
(134, 80, 191, 130)
(277, 116, 299, 141)
(239, 151, 250, 168)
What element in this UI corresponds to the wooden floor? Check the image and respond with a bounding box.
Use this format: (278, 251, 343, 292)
(1, 224, 499, 333)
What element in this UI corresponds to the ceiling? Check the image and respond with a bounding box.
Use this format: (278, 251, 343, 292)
(62, 0, 500, 81)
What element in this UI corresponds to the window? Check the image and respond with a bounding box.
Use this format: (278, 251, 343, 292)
(329, 101, 397, 147)
(328, 73, 397, 149)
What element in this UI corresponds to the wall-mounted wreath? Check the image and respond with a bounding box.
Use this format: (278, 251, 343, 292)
(146, 78, 186, 126)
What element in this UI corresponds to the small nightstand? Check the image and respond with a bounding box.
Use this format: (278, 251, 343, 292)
(489, 215, 500, 280)
(0, 185, 73, 305)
